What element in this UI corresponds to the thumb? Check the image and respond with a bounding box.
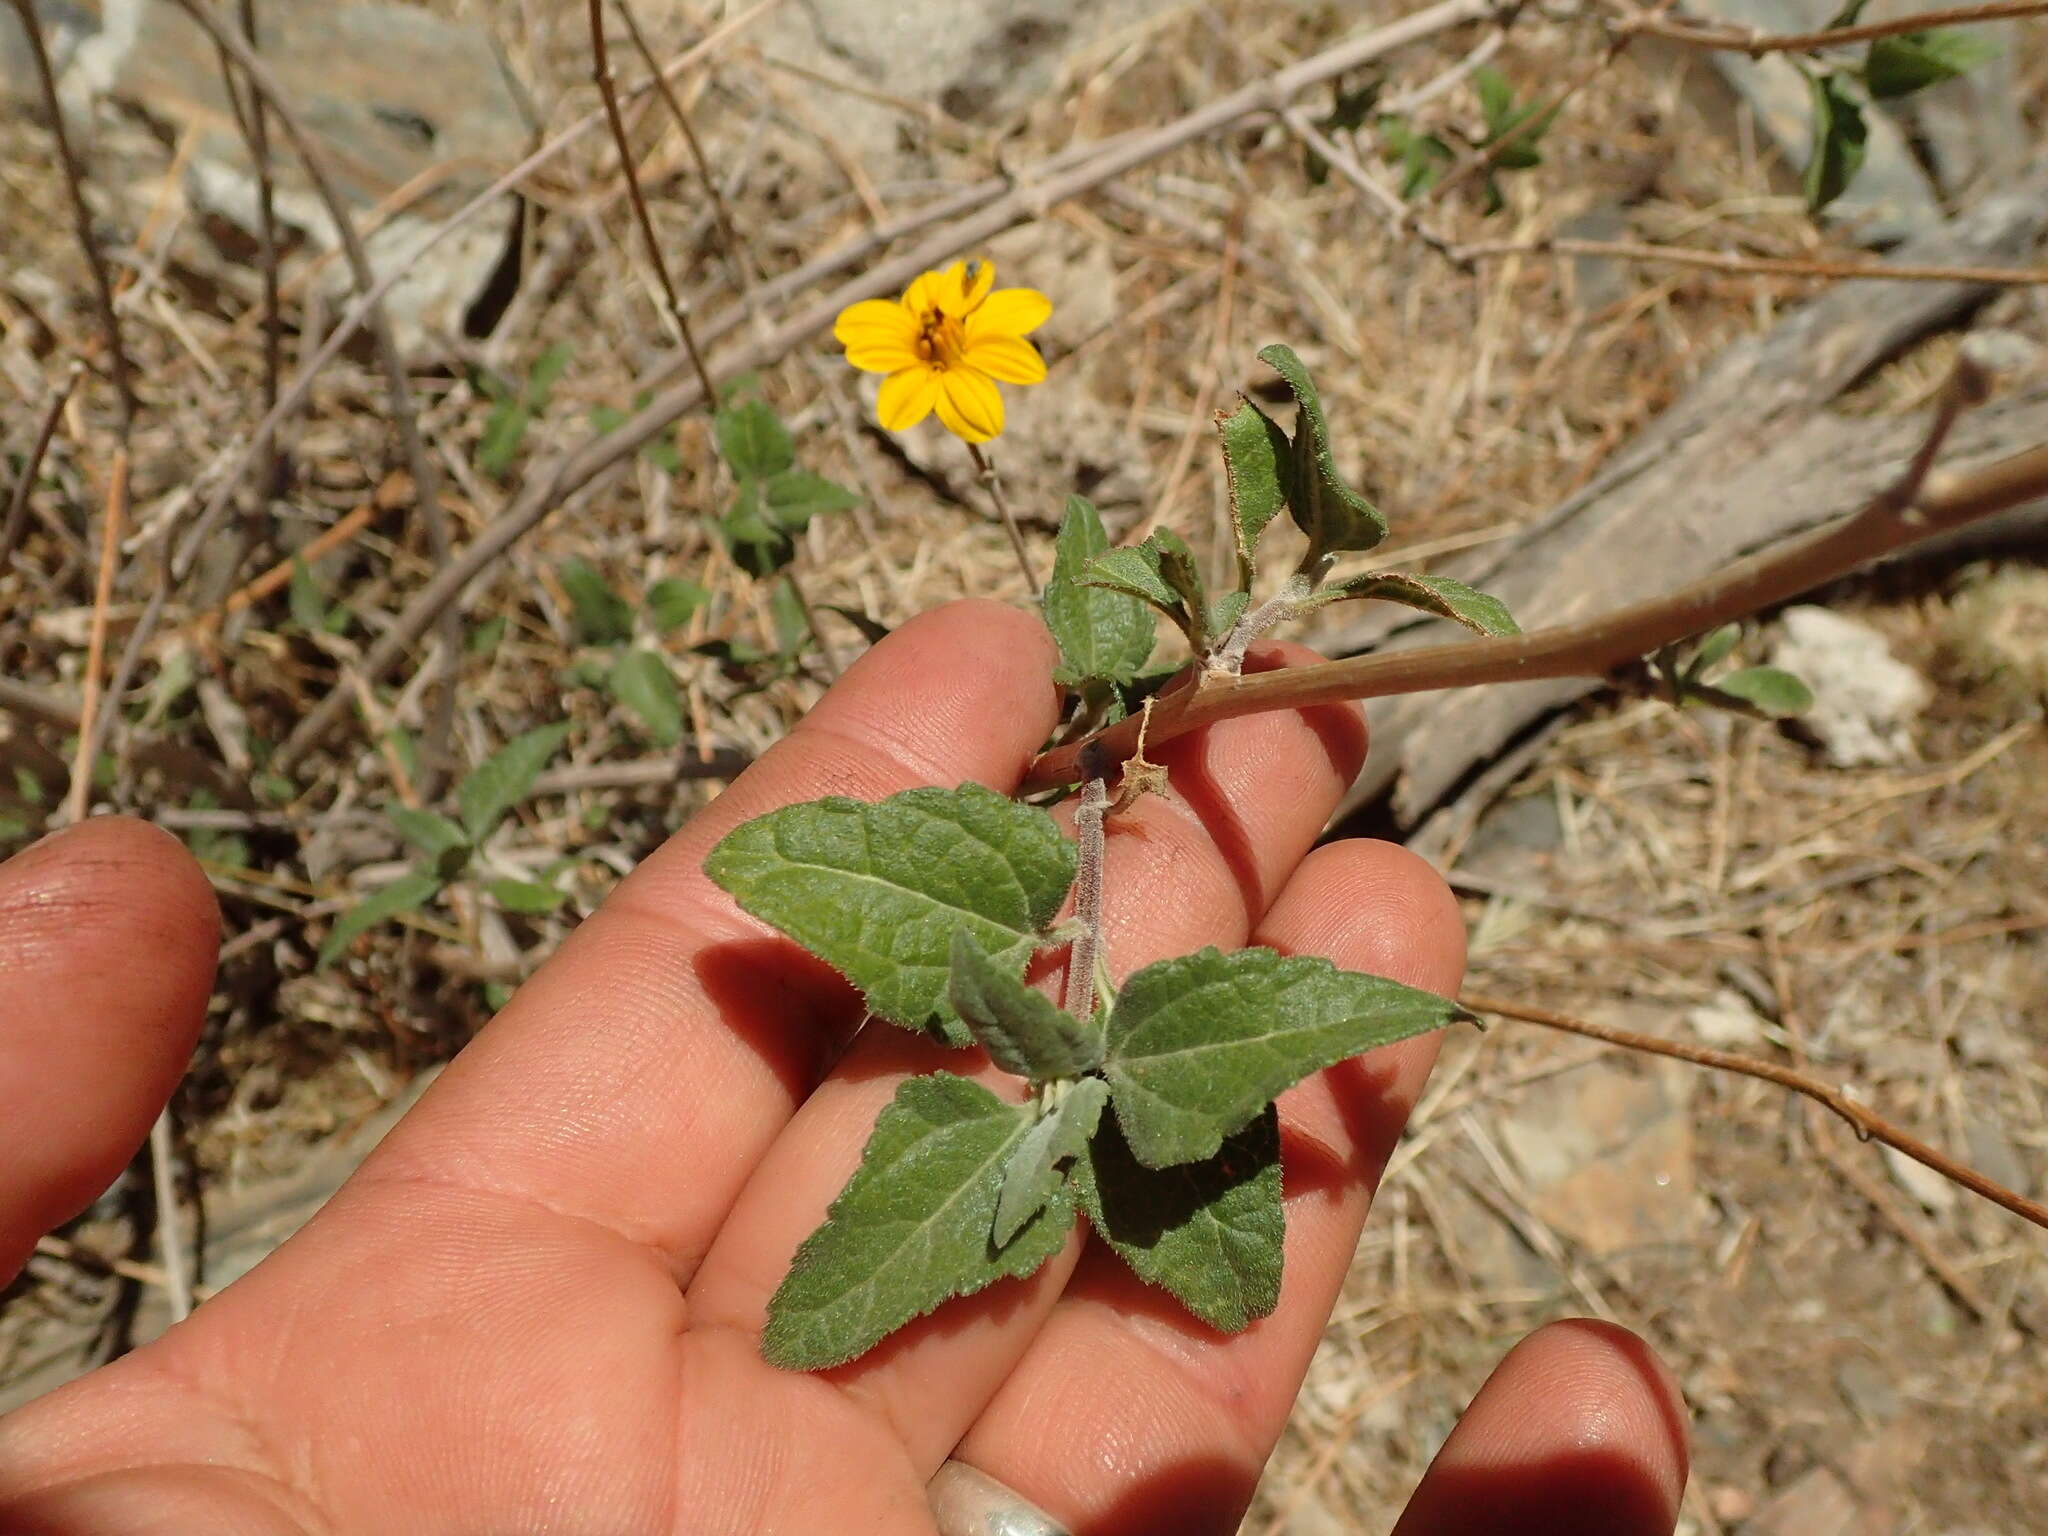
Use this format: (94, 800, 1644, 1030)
(0, 818, 218, 1283)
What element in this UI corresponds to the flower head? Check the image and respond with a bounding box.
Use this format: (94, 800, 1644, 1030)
(833, 261, 1051, 443)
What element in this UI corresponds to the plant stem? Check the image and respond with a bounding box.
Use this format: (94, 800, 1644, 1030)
(1626, 0, 2048, 55)
(1463, 992, 2048, 1232)
(1065, 751, 1110, 1019)
(0, 361, 82, 574)
(967, 442, 1040, 589)
(1023, 384, 2048, 790)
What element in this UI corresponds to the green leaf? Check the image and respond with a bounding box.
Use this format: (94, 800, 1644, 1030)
(1208, 590, 1250, 643)
(468, 614, 508, 655)
(607, 648, 683, 747)
(1474, 65, 1515, 132)
(1149, 529, 1211, 646)
(720, 481, 796, 579)
(1302, 77, 1382, 184)
(704, 785, 1078, 1046)
(1074, 1102, 1284, 1332)
(558, 558, 635, 646)
(715, 398, 795, 481)
(289, 556, 326, 633)
(1803, 71, 1869, 213)
(1256, 344, 1387, 561)
(948, 928, 1104, 1082)
(762, 1073, 1074, 1370)
(1217, 399, 1292, 577)
(317, 871, 442, 968)
(994, 1076, 1108, 1247)
(763, 469, 860, 531)
(647, 578, 709, 634)
(1044, 496, 1156, 688)
(486, 877, 568, 914)
(1865, 29, 1999, 98)
(388, 805, 469, 863)
(1710, 666, 1815, 717)
(1104, 946, 1472, 1168)
(457, 723, 571, 843)
(1378, 114, 1453, 198)
(1079, 537, 1201, 649)
(477, 399, 533, 479)
(1691, 624, 1743, 675)
(770, 579, 811, 658)
(1318, 571, 1520, 636)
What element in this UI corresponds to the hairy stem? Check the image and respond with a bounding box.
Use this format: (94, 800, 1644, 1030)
(1065, 754, 1110, 1019)
(967, 443, 1040, 590)
(1465, 992, 2048, 1232)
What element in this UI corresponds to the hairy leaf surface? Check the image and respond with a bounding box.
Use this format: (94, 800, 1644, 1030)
(1105, 946, 1470, 1168)
(1258, 344, 1386, 560)
(1218, 399, 1291, 575)
(949, 928, 1104, 1081)
(993, 1076, 1109, 1247)
(1044, 497, 1155, 687)
(1319, 571, 1521, 637)
(705, 786, 1076, 1045)
(762, 1073, 1073, 1369)
(458, 723, 571, 843)
(1075, 1103, 1284, 1331)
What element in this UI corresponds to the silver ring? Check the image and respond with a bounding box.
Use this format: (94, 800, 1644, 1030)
(927, 1458, 1072, 1536)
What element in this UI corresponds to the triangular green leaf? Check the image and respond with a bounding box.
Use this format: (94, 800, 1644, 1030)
(1706, 666, 1815, 718)
(1474, 65, 1515, 133)
(1317, 571, 1520, 636)
(558, 558, 635, 645)
(318, 870, 443, 968)
(994, 1076, 1109, 1247)
(1378, 114, 1453, 198)
(762, 1072, 1074, 1370)
(1044, 496, 1156, 688)
(763, 469, 860, 531)
(770, 579, 811, 657)
(1149, 530, 1211, 645)
(949, 928, 1104, 1082)
(1865, 28, 1998, 98)
(1079, 542, 1200, 648)
(704, 785, 1077, 1046)
(720, 481, 797, 579)
(1688, 624, 1743, 678)
(647, 578, 709, 634)
(387, 805, 470, 869)
(1803, 71, 1869, 213)
(1075, 1102, 1283, 1332)
(714, 398, 795, 481)
(607, 647, 683, 747)
(1104, 946, 1471, 1168)
(1256, 344, 1387, 560)
(486, 877, 568, 914)
(457, 723, 572, 843)
(1217, 400, 1291, 577)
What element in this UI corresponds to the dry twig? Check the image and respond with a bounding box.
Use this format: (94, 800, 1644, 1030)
(1630, 0, 2048, 55)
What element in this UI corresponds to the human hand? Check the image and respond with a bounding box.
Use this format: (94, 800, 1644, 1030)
(0, 602, 1687, 1533)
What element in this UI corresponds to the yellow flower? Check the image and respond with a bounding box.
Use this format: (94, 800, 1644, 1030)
(833, 261, 1051, 443)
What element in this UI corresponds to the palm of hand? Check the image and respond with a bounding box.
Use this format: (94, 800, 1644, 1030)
(0, 604, 1685, 1534)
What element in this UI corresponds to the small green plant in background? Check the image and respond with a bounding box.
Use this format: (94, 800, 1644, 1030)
(319, 723, 572, 967)
(476, 343, 573, 480)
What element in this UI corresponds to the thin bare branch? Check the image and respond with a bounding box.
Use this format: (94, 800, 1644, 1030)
(7, 0, 134, 433)
(65, 447, 127, 823)
(1456, 235, 2048, 286)
(1630, 0, 2048, 55)
(1462, 992, 2048, 1232)
(0, 362, 82, 572)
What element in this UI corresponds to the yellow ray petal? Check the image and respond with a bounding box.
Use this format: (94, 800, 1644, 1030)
(845, 337, 922, 373)
(962, 334, 1046, 385)
(901, 270, 944, 316)
(935, 367, 1004, 443)
(966, 287, 1053, 341)
(834, 298, 917, 349)
(876, 366, 943, 432)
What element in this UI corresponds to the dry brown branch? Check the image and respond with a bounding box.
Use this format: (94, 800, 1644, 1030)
(588, 0, 718, 406)
(274, 0, 1506, 768)
(64, 448, 127, 823)
(1456, 235, 2048, 286)
(1024, 378, 2048, 789)
(189, 503, 378, 638)
(1631, 0, 2048, 54)
(7, 0, 134, 433)
(0, 362, 81, 573)
(1462, 993, 2048, 1234)
(31, 1234, 219, 1302)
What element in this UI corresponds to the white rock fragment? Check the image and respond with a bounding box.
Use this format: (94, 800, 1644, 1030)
(1769, 606, 1932, 768)
(1685, 988, 1768, 1049)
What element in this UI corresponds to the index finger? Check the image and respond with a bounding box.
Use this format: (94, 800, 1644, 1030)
(352, 600, 1063, 1280)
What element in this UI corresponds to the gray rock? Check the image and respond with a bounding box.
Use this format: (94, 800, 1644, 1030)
(1770, 606, 1931, 768)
